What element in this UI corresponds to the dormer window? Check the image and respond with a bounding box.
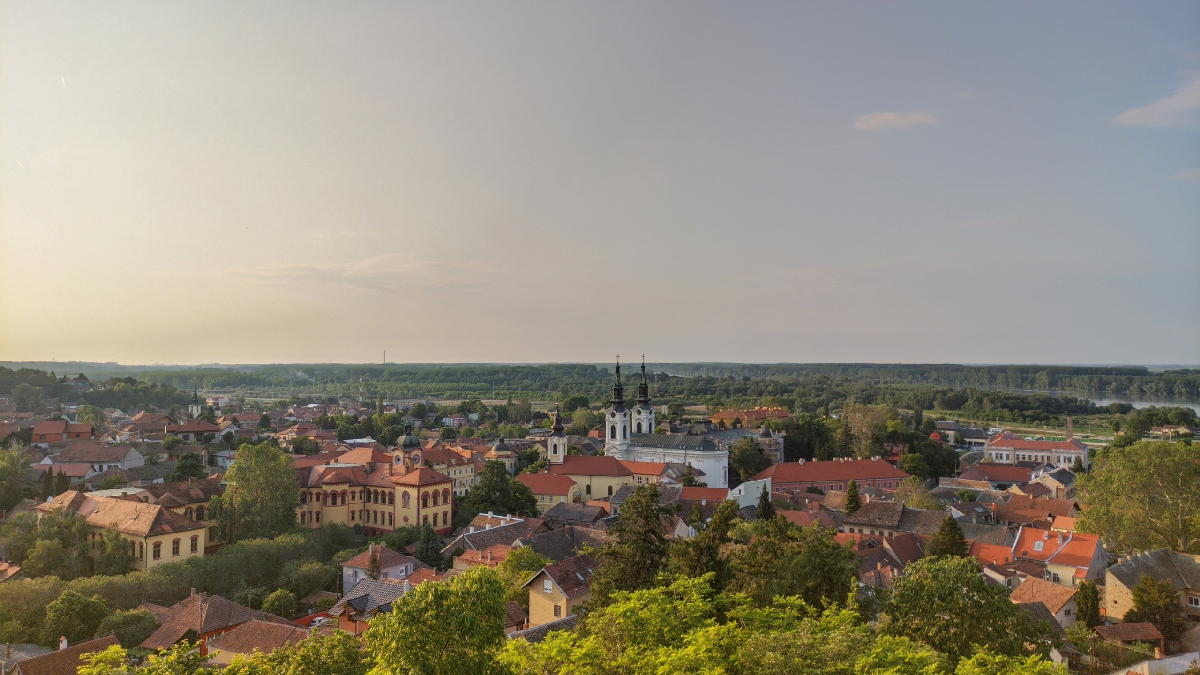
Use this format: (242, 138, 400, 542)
(1033, 541, 1044, 552)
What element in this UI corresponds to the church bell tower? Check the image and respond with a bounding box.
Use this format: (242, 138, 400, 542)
(632, 355, 655, 435)
(605, 357, 630, 459)
(547, 405, 567, 465)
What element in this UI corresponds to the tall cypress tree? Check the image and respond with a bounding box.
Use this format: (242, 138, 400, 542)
(756, 485, 775, 520)
(845, 480, 862, 514)
(927, 516, 969, 558)
(54, 469, 70, 496)
(1076, 580, 1100, 627)
(590, 484, 669, 607)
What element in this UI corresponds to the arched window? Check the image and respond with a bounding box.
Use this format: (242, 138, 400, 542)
(299, 493, 307, 504)
(388, 492, 394, 505)
(610, 425, 616, 439)
(621, 425, 626, 439)
(389, 512, 394, 526)
(422, 492, 429, 509)
(341, 490, 348, 505)
(442, 488, 450, 504)
(636, 422, 642, 433)
(184, 507, 194, 519)
(322, 492, 328, 506)
(607, 485, 613, 496)
(402, 492, 411, 508)
(432, 491, 439, 507)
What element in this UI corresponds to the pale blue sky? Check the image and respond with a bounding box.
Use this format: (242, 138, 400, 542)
(2, 1, 1197, 364)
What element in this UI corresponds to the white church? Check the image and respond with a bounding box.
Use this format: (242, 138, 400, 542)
(601, 358, 730, 488)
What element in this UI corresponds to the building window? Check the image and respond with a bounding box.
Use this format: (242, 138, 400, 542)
(554, 604, 562, 618)
(190, 535, 199, 553)
(1189, 596, 1200, 608)
(153, 542, 162, 560)
(543, 579, 552, 593)
(172, 539, 180, 556)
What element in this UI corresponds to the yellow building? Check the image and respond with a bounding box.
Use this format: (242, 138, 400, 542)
(516, 472, 582, 513)
(523, 554, 595, 627)
(296, 461, 455, 535)
(547, 455, 635, 501)
(38, 491, 207, 570)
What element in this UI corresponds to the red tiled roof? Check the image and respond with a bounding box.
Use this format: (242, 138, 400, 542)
(166, 419, 221, 433)
(1012, 527, 1101, 568)
(548, 455, 633, 478)
(1010, 576, 1076, 615)
(342, 544, 418, 571)
(517, 472, 577, 496)
(206, 619, 316, 656)
(1005, 495, 1076, 517)
(752, 459, 909, 484)
(617, 460, 668, 476)
(392, 466, 452, 486)
(680, 487, 729, 502)
(969, 541, 1014, 566)
(32, 420, 67, 436)
(986, 432, 1087, 452)
(141, 592, 290, 649)
(14, 635, 119, 675)
(1094, 622, 1164, 643)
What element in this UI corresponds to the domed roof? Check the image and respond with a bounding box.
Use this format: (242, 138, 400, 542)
(398, 424, 420, 448)
(487, 438, 513, 457)
(758, 425, 773, 438)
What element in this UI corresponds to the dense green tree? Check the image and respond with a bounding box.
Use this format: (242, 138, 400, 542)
(54, 469, 70, 496)
(896, 476, 943, 511)
(591, 485, 670, 607)
(0, 446, 25, 513)
(953, 650, 1068, 674)
(1077, 440, 1200, 554)
(730, 437, 771, 483)
(1124, 575, 1188, 641)
(668, 500, 740, 589)
(727, 516, 859, 608)
(94, 609, 159, 648)
(456, 460, 538, 526)
(261, 588, 298, 619)
(215, 442, 299, 542)
(257, 413, 272, 430)
(756, 485, 775, 520)
(44, 590, 109, 645)
(365, 549, 381, 579)
(412, 523, 446, 570)
(927, 517, 969, 558)
(496, 546, 550, 607)
(169, 453, 208, 482)
(94, 528, 134, 576)
(381, 525, 423, 551)
(364, 566, 507, 674)
(882, 556, 1052, 663)
(845, 479, 861, 514)
(1075, 580, 1101, 628)
(162, 434, 182, 452)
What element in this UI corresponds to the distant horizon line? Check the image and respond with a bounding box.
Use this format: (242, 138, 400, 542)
(3, 359, 1196, 369)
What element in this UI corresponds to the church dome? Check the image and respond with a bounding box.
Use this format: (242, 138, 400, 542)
(398, 424, 420, 448)
(487, 438, 513, 457)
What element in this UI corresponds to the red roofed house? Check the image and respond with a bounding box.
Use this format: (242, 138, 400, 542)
(140, 590, 291, 654)
(957, 463, 1034, 490)
(1012, 526, 1105, 587)
(517, 472, 582, 513)
(341, 543, 426, 593)
(546, 454, 634, 501)
(165, 419, 221, 443)
(522, 554, 596, 628)
(31, 420, 94, 447)
(618, 460, 671, 486)
(1010, 575, 1078, 628)
(984, 431, 1089, 470)
(750, 458, 910, 492)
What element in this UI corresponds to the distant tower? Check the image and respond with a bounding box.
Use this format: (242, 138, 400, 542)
(547, 405, 567, 465)
(188, 389, 202, 419)
(632, 355, 655, 435)
(605, 357, 630, 459)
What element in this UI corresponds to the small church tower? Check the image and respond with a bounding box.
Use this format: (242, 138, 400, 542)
(632, 355, 655, 435)
(605, 357, 630, 459)
(547, 405, 567, 465)
(188, 389, 203, 420)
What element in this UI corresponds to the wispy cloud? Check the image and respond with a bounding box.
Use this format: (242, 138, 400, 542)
(216, 253, 486, 292)
(851, 111, 939, 131)
(1173, 168, 1200, 181)
(306, 230, 361, 240)
(1113, 74, 1200, 127)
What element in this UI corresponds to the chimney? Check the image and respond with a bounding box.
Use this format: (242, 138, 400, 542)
(59, 636, 68, 650)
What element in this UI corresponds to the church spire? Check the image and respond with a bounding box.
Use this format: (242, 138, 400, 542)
(637, 354, 650, 407)
(550, 404, 565, 436)
(611, 355, 625, 411)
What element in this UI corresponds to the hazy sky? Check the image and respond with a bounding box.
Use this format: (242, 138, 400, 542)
(2, 2, 1198, 365)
